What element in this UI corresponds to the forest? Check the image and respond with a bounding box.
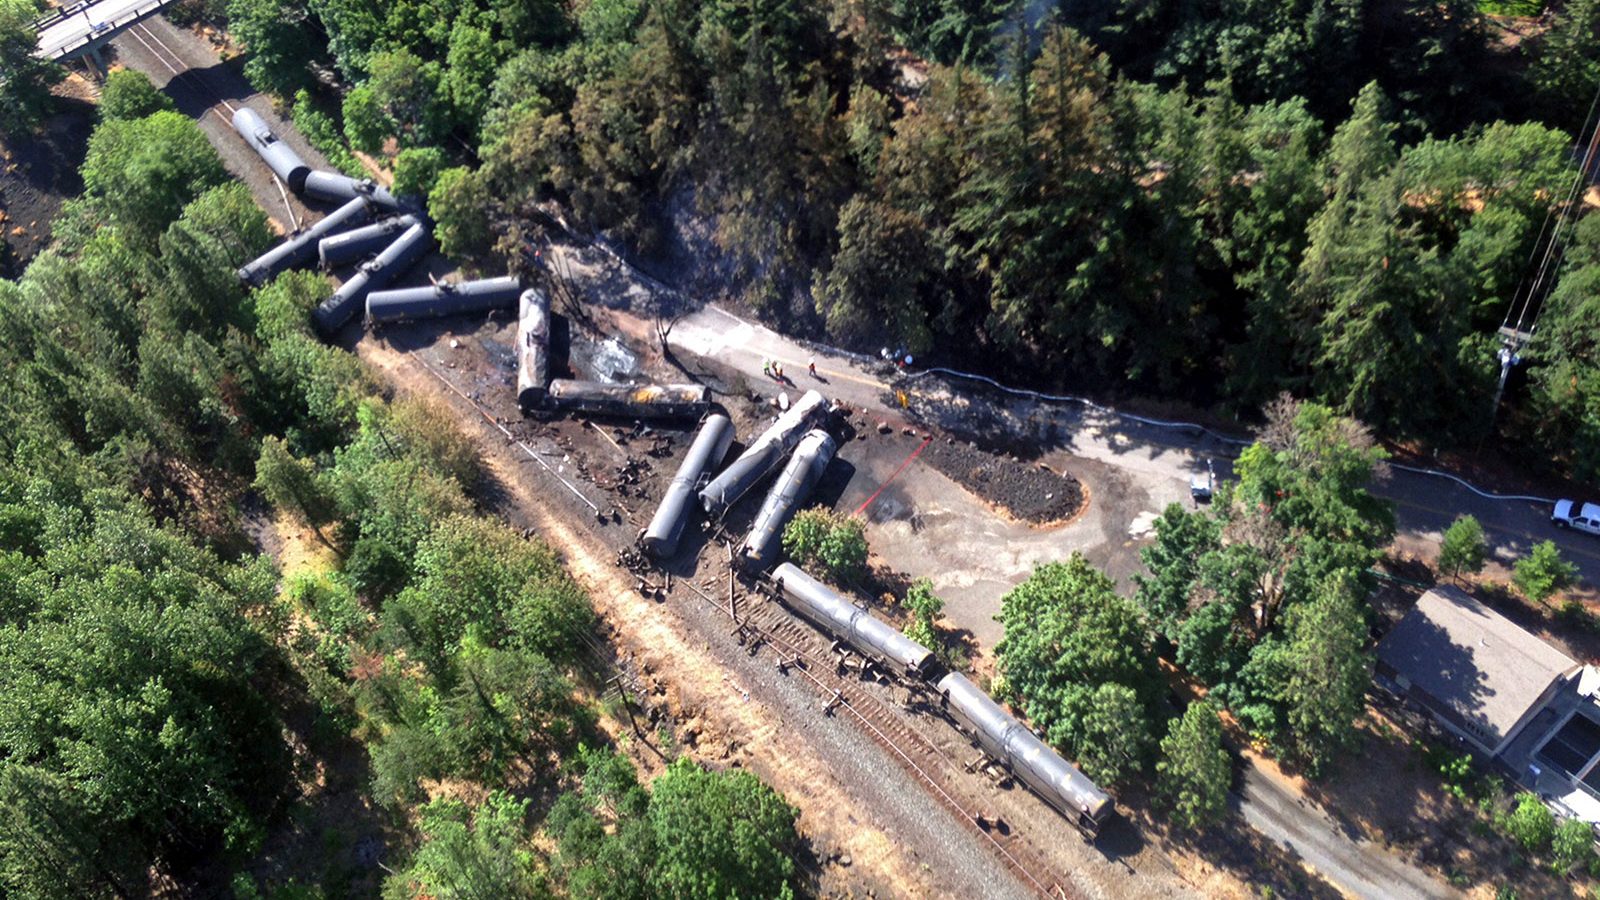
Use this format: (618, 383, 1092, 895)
(0, 0, 1598, 892)
(0, 76, 801, 896)
(196, 0, 1600, 480)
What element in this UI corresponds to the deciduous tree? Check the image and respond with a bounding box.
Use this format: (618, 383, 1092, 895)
(1514, 540, 1577, 606)
(996, 554, 1162, 784)
(1438, 515, 1487, 582)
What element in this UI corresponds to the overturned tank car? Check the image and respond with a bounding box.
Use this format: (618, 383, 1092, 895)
(516, 288, 551, 413)
(738, 429, 836, 571)
(641, 413, 735, 558)
(698, 390, 828, 519)
(548, 380, 711, 420)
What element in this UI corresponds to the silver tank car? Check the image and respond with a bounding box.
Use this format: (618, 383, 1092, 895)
(640, 413, 735, 558)
(236, 196, 372, 287)
(303, 169, 407, 213)
(516, 288, 551, 413)
(313, 222, 433, 335)
(366, 276, 522, 324)
(935, 671, 1112, 835)
(231, 107, 310, 193)
(738, 429, 836, 570)
(770, 562, 933, 677)
(548, 380, 711, 420)
(698, 390, 828, 519)
(318, 215, 420, 269)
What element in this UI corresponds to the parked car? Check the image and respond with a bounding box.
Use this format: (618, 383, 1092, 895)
(1552, 499, 1600, 537)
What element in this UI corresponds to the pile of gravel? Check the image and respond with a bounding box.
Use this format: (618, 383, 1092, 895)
(921, 438, 1084, 524)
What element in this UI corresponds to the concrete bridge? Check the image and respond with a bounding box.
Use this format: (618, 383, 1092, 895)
(34, 0, 182, 71)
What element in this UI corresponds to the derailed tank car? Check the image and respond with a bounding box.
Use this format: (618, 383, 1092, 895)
(303, 170, 407, 213)
(698, 390, 828, 519)
(738, 429, 835, 571)
(319, 215, 420, 269)
(548, 380, 711, 420)
(770, 563, 933, 678)
(313, 222, 433, 335)
(936, 671, 1112, 836)
(516, 288, 551, 413)
(366, 276, 522, 324)
(641, 413, 735, 558)
(237, 196, 372, 287)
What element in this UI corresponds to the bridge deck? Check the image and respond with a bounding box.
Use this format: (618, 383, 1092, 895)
(35, 0, 180, 62)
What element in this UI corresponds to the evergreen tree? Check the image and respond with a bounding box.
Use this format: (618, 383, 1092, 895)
(1278, 575, 1371, 774)
(1157, 701, 1232, 831)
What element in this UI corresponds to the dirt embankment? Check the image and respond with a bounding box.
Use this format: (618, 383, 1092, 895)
(0, 81, 97, 277)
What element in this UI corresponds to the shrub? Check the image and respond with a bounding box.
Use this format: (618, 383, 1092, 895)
(99, 69, 175, 121)
(782, 508, 867, 582)
(291, 89, 364, 177)
(1501, 792, 1555, 853)
(1554, 817, 1596, 871)
(1514, 541, 1577, 605)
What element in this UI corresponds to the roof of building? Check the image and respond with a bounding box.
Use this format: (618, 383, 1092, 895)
(1378, 585, 1579, 750)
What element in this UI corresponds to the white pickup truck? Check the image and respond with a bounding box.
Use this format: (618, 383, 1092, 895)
(1552, 499, 1600, 537)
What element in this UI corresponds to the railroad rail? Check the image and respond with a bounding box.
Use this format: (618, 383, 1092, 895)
(114, 20, 301, 228)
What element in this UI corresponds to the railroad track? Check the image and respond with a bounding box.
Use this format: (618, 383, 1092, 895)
(646, 545, 1077, 900)
(407, 345, 1078, 898)
(115, 18, 301, 228)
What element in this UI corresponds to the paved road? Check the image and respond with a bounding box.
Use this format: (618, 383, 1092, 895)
(36, 0, 178, 60)
(661, 302, 1600, 591)
(1238, 765, 1458, 900)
